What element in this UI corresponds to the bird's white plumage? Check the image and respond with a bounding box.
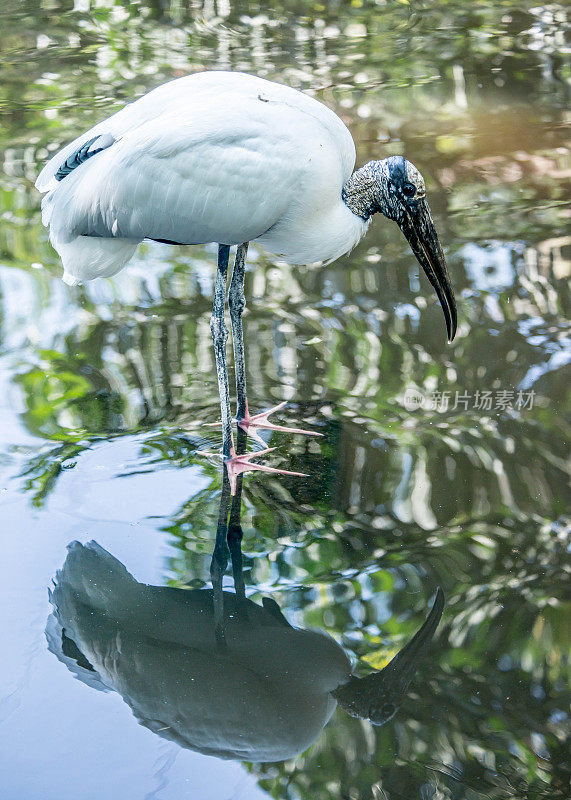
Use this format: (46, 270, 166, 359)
(47, 541, 351, 761)
(36, 71, 368, 284)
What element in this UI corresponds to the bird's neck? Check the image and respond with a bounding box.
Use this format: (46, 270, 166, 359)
(342, 161, 383, 221)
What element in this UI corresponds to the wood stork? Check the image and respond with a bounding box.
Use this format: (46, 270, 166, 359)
(35, 71, 457, 489)
(47, 532, 444, 761)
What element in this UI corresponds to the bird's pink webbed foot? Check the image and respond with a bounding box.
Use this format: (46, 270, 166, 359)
(205, 400, 322, 446)
(224, 444, 306, 496)
(236, 400, 323, 447)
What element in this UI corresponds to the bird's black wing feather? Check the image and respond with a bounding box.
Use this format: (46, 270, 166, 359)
(55, 133, 115, 181)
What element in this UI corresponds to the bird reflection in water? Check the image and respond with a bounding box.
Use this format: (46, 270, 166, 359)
(46, 462, 444, 762)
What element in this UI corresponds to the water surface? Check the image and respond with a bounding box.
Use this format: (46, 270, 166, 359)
(0, 2, 569, 799)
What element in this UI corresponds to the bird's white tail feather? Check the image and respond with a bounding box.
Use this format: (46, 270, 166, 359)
(53, 540, 139, 616)
(51, 234, 140, 285)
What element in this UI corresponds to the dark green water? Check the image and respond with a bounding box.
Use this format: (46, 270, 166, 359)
(0, 2, 569, 799)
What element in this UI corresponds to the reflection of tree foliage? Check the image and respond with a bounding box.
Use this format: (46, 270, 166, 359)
(5, 220, 569, 794)
(159, 470, 569, 799)
(10, 258, 569, 517)
(252, 655, 570, 799)
(19, 440, 86, 507)
(15, 348, 124, 438)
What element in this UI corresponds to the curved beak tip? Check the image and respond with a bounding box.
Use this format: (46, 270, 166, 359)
(447, 313, 457, 344)
(398, 200, 457, 344)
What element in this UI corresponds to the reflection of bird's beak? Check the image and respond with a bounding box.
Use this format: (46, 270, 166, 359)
(380, 587, 445, 697)
(332, 588, 445, 725)
(399, 200, 457, 342)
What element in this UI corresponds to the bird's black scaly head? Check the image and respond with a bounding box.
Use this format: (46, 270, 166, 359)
(344, 156, 457, 341)
(332, 588, 445, 726)
(371, 156, 425, 223)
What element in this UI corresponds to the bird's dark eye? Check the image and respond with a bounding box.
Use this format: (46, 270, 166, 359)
(402, 182, 416, 198)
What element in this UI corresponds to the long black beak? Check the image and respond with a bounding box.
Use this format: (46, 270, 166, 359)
(399, 200, 457, 342)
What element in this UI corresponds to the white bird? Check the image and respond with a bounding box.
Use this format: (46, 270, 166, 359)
(35, 71, 457, 488)
(46, 539, 444, 761)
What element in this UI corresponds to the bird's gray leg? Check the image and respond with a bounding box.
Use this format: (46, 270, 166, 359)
(211, 244, 233, 458)
(210, 469, 232, 648)
(227, 512, 244, 600)
(227, 439, 246, 601)
(211, 245, 308, 491)
(228, 242, 249, 421)
(228, 241, 321, 444)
